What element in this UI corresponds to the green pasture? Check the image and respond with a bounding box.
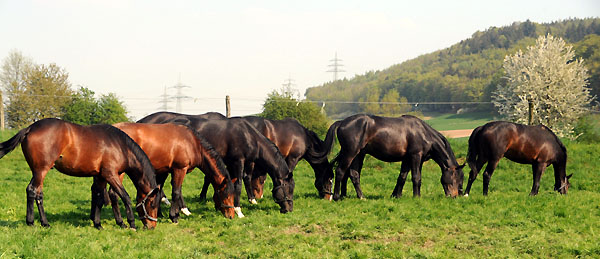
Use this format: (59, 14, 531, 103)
(424, 112, 495, 131)
(0, 131, 599, 258)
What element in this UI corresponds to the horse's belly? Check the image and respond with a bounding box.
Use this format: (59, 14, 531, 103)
(54, 159, 101, 176)
(504, 150, 535, 164)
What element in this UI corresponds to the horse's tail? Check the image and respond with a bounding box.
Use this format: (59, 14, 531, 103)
(0, 126, 32, 159)
(302, 127, 327, 162)
(466, 125, 483, 167)
(312, 121, 342, 163)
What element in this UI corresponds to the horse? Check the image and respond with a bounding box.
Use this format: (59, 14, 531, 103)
(0, 118, 160, 229)
(138, 111, 226, 123)
(463, 121, 571, 196)
(318, 114, 464, 201)
(241, 116, 332, 201)
(106, 123, 235, 224)
(138, 112, 294, 217)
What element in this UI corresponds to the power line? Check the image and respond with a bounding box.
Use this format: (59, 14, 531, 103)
(327, 52, 345, 81)
(170, 77, 192, 113)
(157, 86, 172, 111)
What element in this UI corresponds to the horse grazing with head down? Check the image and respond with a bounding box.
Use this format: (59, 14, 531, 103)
(463, 121, 571, 196)
(138, 112, 294, 217)
(241, 116, 333, 202)
(318, 114, 464, 201)
(106, 123, 235, 225)
(0, 118, 160, 229)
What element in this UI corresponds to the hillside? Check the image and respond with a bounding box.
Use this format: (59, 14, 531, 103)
(305, 18, 600, 117)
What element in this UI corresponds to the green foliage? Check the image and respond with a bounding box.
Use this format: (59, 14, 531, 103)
(305, 18, 600, 117)
(97, 93, 130, 124)
(62, 88, 130, 125)
(574, 114, 600, 142)
(574, 34, 600, 101)
(493, 34, 593, 137)
(0, 137, 599, 257)
(261, 88, 329, 136)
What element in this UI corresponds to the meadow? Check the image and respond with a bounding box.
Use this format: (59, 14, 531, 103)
(0, 130, 599, 258)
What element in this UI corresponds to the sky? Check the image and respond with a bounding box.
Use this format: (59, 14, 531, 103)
(0, 0, 598, 120)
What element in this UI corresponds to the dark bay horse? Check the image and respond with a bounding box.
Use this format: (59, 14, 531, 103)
(464, 121, 571, 196)
(241, 116, 332, 201)
(0, 118, 160, 229)
(107, 123, 235, 224)
(319, 114, 464, 201)
(138, 112, 294, 217)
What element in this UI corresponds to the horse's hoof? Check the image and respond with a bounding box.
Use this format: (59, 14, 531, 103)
(118, 223, 127, 229)
(181, 207, 191, 216)
(41, 223, 50, 228)
(161, 197, 171, 206)
(249, 199, 258, 205)
(464, 193, 469, 197)
(234, 207, 245, 218)
(94, 224, 103, 230)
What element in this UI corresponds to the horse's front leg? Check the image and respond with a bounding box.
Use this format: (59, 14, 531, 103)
(105, 174, 137, 230)
(170, 168, 189, 223)
(228, 160, 245, 218)
(243, 162, 257, 204)
(409, 155, 423, 197)
(392, 159, 411, 198)
(530, 162, 548, 196)
(199, 175, 210, 201)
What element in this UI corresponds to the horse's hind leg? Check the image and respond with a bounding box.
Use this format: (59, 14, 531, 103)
(530, 162, 548, 196)
(26, 167, 50, 227)
(482, 159, 500, 196)
(243, 163, 257, 204)
(90, 177, 107, 229)
(464, 157, 487, 196)
(348, 152, 366, 199)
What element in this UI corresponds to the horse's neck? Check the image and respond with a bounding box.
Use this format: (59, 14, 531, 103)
(430, 141, 456, 169)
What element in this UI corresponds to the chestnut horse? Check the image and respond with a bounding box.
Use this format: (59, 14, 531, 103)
(319, 114, 464, 201)
(241, 116, 332, 202)
(0, 118, 160, 229)
(106, 123, 235, 224)
(463, 121, 571, 196)
(138, 112, 293, 217)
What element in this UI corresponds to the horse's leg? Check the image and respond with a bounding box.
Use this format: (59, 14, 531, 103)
(348, 152, 366, 199)
(90, 176, 107, 229)
(26, 166, 50, 227)
(340, 172, 349, 198)
(464, 157, 487, 196)
(228, 160, 245, 218)
(243, 162, 256, 204)
(392, 158, 411, 198)
(482, 159, 500, 196)
(333, 153, 355, 201)
(530, 162, 548, 196)
(107, 186, 126, 228)
(105, 174, 137, 229)
(199, 174, 210, 201)
(170, 168, 189, 223)
(410, 155, 424, 197)
(155, 172, 169, 218)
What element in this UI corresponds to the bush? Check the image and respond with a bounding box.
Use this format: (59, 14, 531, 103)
(261, 88, 329, 136)
(574, 114, 600, 142)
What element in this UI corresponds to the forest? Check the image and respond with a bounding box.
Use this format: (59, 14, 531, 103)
(305, 18, 600, 117)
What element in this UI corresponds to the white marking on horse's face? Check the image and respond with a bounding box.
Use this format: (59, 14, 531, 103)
(161, 197, 171, 206)
(234, 207, 245, 218)
(329, 195, 333, 201)
(249, 199, 258, 204)
(181, 207, 191, 216)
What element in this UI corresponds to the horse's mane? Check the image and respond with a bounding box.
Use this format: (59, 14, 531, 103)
(186, 125, 231, 178)
(246, 120, 289, 174)
(540, 125, 568, 160)
(409, 115, 459, 167)
(97, 124, 157, 186)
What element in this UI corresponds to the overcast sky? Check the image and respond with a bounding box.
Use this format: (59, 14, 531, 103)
(1, 0, 598, 119)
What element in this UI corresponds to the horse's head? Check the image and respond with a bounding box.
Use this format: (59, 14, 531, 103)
(213, 179, 235, 219)
(272, 174, 295, 213)
(313, 161, 334, 201)
(555, 174, 572, 194)
(440, 164, 465, 198)
(136, 187, 160, 229)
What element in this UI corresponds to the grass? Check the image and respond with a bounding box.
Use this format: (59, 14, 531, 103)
(1, 131, 599, 258)
(424, 112, 495, 131)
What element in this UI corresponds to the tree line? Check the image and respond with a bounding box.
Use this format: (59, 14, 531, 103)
(0, 50, 129, 129)
(305, 18, 600, 117)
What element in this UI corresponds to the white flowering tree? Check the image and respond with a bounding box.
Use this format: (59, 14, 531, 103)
(493, 34, 593, 137)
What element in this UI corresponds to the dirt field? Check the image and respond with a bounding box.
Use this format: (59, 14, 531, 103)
(439, 129, 473, 138)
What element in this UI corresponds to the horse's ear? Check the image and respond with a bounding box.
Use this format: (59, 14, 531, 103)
(567, 174, 573, 179)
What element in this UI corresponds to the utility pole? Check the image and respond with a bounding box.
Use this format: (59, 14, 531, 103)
(225, 95, 231, 118)
(157, 86, 172, 111)
(170, 77, 192, 113)
(327, 52, 345, 81)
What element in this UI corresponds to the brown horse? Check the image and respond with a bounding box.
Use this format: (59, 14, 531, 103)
(319, 114, 464, 200)
(0, 118, 160, 229)
(464, 121, 571, 196)
(107, 123, 235, 224)
(241, 116, 332, 202)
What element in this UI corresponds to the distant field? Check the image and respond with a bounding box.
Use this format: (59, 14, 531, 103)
(1, 134, 598, 258)
(424, 112, 495, 131)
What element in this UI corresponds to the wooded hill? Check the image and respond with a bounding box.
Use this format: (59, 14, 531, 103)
(305, 18, 600, 117)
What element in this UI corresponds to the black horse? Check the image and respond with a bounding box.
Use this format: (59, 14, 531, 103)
(138, 112, 294, 217)
(319, 114, 464, 200)
(241, 116, 333, 201)
(463, 121, 571, 196)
